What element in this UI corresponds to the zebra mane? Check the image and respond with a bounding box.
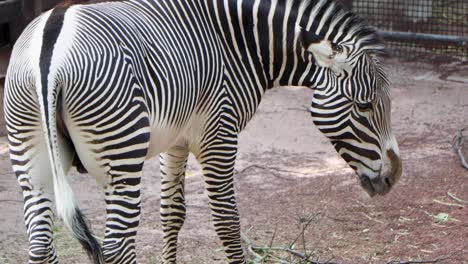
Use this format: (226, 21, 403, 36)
(300, 0, 390, 90)
(300, 0, 385, 56)
(371, 56, 390, 92)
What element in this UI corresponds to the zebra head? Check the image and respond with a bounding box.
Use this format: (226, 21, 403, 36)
(301, 4, 402, 197)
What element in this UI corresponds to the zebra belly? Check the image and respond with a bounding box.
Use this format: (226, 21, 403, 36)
(146, 112, 210, 159)
(146, 125, 185, 159)
(66, 117, 199, 185)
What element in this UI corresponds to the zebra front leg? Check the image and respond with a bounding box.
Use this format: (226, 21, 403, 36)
(102, 163, 144, 264)
(197, 133, 246, 264)
(159, 145, 189, 263)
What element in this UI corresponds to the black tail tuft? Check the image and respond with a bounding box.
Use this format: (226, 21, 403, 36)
(73, 209, 104, 264)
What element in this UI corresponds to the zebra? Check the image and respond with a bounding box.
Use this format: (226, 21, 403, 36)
(4, 0, 402, 263)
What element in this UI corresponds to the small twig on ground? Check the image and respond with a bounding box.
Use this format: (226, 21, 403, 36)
(268, 224, 278, 248)
(287, 105, 311, 113)
(387, 258, 446, 264)
(387, 250, 460, 264)
(236, 164, 308, 176)
(288, 213, 319, 249)
(452, 127, 468, 170)
(240, 232, 265, 261)
(361, 212, 384, 224)
(235, 164, 268, 175)
(286, 104, 310, 112)
(235, 164, 307, 181)
(447, 192, 468, 204)
(433, 199, 464, 208)
(0, 199, 23, 203)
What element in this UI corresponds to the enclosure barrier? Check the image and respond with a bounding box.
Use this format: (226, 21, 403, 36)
(344, 0, 468, 60)
(379, 31, 468, 48)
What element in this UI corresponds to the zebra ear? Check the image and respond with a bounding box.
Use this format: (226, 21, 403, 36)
(306, 40, 349, 69)
(301, 30, 349, 71)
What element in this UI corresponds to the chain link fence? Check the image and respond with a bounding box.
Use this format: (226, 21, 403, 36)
(341, 0, 468, 60)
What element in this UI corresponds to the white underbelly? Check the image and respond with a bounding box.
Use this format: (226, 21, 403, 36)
(147, 113, 210, 158)
(146, 125, 183, 159)
(64, 111, 208, 185)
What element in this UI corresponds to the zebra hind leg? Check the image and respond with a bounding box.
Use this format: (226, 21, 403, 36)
(18, 171, 58, 264)
(10, 134, 74, 263)
(98, 124, 150, 263)
(159, 145, 189, 263)
(197, 132, 246, 264)
(102, 161, 145, 264)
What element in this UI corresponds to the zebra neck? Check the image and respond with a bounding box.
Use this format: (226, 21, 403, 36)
(210, 0, 322, 90)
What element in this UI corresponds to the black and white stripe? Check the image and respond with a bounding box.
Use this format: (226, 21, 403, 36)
(4, 0, 401, 263)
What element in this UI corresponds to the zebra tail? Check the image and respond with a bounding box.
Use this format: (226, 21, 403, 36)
(39, 71, 104, 264)
(38, 6, 104, 264)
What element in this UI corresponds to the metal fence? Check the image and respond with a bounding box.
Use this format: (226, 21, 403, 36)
(346, 0, 468, 60)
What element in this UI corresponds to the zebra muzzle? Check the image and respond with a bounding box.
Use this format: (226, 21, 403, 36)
(359, 173, 391, 197)
(360, 149, 402, 197)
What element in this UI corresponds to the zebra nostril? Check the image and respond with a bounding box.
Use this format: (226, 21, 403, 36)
(359, 174, 376, 195)
(384, 176, 391, 187)
(361, 174, 371, 184)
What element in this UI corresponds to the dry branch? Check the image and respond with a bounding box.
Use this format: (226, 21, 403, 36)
(234, 164, 307, 182)
(242, 221, 458, 264)
(241, 212, 340, 264)
(288, 213, 319, 249)
(387, 248, 463, 264)
(0, 199, 23, 203)
(235, 164, 308, 177)
(268, 224, 278, 248)
(432, 199, 464, 208)
(387, 259, 445, 264)
(447, 192, 468, 204)
(452, 127, 468, 170)
(287, 105, 311, 113)
(242, 231, 340, 264)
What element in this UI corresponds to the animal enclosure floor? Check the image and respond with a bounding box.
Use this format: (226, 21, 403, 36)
(0, 59, 467, 264)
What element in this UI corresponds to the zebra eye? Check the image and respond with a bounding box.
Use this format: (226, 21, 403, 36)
(332, 43, 343, 53)
(356, 102, 373, 112)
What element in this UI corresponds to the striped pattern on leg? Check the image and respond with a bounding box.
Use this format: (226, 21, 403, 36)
(21, 177, 58, 264)
(102, 162, 145, 264)
(198, 130, 245, 264)
(160, 145, 190, 263)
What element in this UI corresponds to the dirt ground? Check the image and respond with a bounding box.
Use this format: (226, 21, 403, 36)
(0, 58, 467, 264)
